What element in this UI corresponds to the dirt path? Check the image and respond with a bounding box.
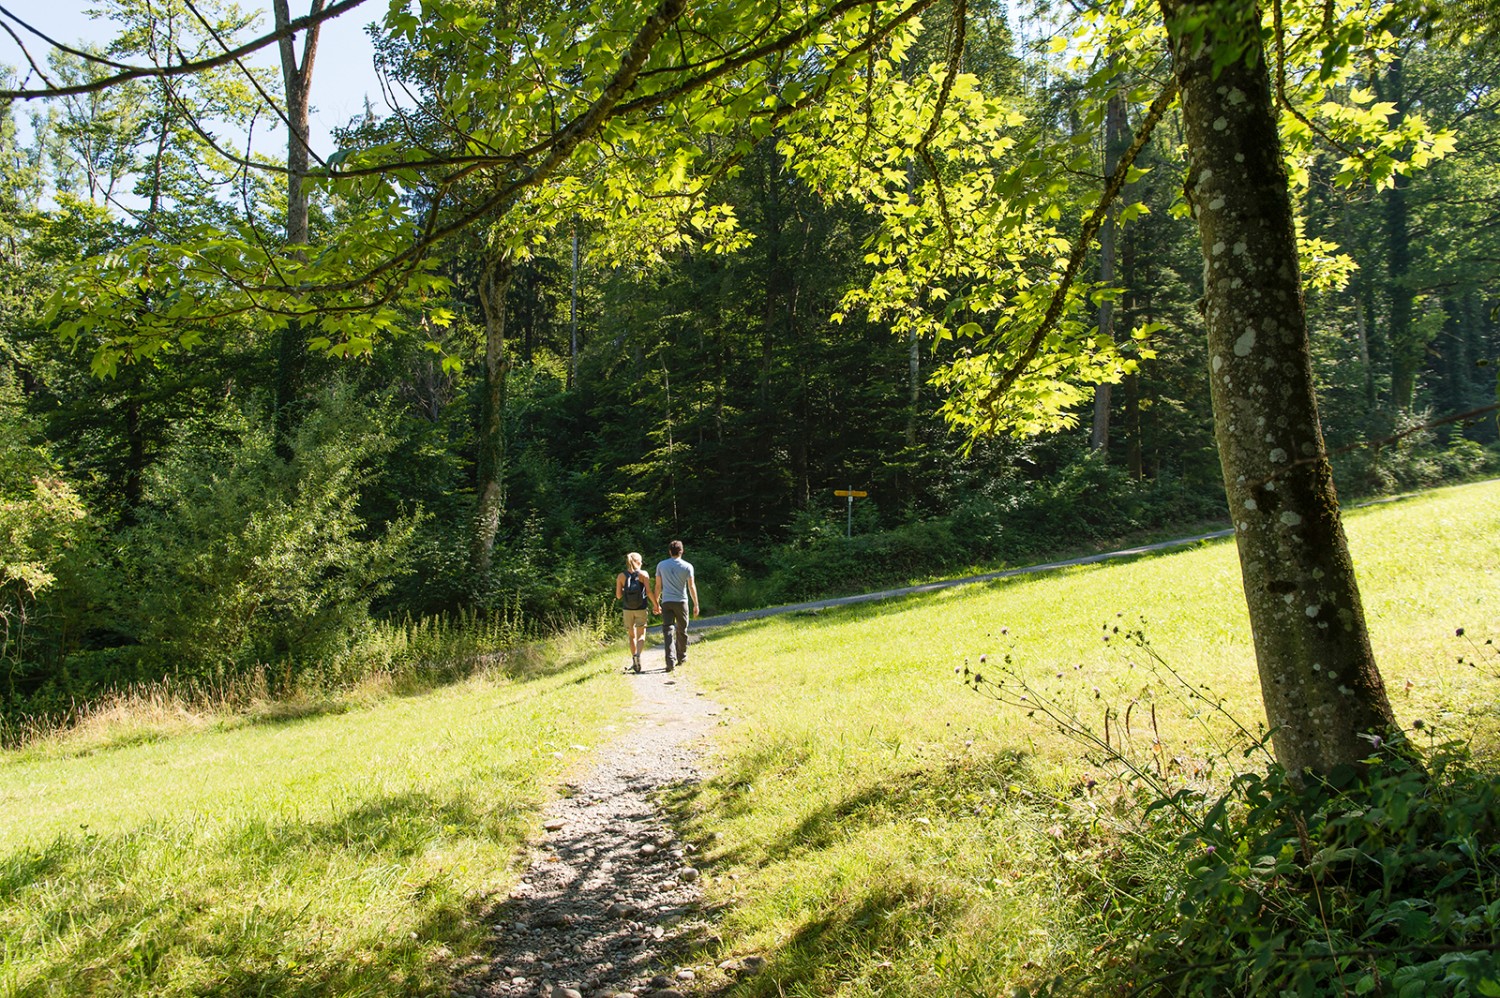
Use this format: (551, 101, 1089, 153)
(455, 653, 734, 998)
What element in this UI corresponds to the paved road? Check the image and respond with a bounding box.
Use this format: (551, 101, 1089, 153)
(692, 525, 1236, 631)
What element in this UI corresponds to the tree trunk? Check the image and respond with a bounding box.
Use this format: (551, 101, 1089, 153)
(273, 0, 324, 458)
(472, 251, 515, 580)
(1160, 0, 1398, 775)
(1091, 79, 1128, 454)
(1376, 55, 1419, 412)
(907, 328, 921, 448)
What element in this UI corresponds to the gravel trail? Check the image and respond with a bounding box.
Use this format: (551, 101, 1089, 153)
(455, 651, 741, 998)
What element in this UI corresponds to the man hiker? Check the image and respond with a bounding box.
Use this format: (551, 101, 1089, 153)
(615, 551, 657, 673)
(654, 540, 699, 672)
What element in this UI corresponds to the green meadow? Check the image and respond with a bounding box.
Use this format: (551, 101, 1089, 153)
(2, 479, 1497, 997)
(1, 657, 631, 997)
(678, 479, 1500, 995)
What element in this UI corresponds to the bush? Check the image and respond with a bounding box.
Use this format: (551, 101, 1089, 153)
(1333, 411, 1496, 497)
(0, 378, 91, 714)
(1104, 745, 1500, 997)
(765, 519, 966, 603)
(111, 388, 417, 687)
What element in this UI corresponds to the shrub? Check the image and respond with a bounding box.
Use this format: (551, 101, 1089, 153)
(766, 518, 966, 602)
(0, 383, 90, 714)
(112, 388, 417, 686)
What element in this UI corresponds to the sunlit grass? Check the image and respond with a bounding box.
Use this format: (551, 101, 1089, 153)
(0, 648, 631, 997)
(4, 482, 1494, 997)
(679, 479, 1500, 995)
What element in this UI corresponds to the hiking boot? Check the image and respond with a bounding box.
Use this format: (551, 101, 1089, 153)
(665, 659, 675, 673)
(632, 657, 642, 674)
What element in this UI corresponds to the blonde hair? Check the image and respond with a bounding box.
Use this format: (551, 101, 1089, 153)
(625, 552, 642, 570)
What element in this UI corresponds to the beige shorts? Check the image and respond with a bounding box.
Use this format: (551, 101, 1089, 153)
(623, 608, 649, 629)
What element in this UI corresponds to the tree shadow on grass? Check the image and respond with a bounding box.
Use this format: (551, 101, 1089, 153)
(650, 748, 1050, 998)
(661, 740, 1034, 881)
(686, 880, 970, 998)
(0, 787, 530, 998)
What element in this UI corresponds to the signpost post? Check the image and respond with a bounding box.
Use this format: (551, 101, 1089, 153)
(833, 488, 867, 538)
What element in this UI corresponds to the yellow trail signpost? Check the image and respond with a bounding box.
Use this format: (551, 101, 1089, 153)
(833, 488, 867, 537)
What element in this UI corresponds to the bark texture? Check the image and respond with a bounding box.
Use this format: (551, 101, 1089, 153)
(472, 252, 515, 580)
(1161, 0, 1398, 774)
(273, 0, 322, 457)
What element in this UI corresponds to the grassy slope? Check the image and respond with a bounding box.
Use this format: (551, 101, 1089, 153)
(0, 661, 631, 997)
(678, 479, 1500, 996)
(2, 481, 1494, 998)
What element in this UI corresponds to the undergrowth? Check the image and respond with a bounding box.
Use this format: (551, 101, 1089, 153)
(966, 624, 1500, 997)
(2, 606, 613, 751)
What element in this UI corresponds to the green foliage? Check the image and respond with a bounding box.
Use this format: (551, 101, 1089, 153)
(0, 381, 90, 699)
(1333, 411, 1500, 494)
(100, 387, 416, 687)
(966, 618, 1500, 997)
(1089, 743, 1500, 996)
(768, 519, 969, 603)
(0, 384, 88, 603)
(5, 0, 1497, 738)
(709, 449, 1226, 609)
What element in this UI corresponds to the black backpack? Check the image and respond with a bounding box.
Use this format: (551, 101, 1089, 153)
(622, 570, 648, 610)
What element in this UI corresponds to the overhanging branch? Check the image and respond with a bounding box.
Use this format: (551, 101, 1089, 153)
(979, 77, 1178, 419)
(0, 0, 372, 100)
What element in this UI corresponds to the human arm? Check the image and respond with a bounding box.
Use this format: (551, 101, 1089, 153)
(687, 575, 699, 616)
(614, 572, 624, 600)
(644, 571, 660, 613)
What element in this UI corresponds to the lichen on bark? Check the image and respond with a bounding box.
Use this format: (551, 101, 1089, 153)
(1159, 0, 1397, 775)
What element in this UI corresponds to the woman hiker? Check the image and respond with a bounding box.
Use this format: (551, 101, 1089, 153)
(615, 551, 657, 673)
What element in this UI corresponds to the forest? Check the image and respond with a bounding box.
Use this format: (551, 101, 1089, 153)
(1, 0, 1497, 734)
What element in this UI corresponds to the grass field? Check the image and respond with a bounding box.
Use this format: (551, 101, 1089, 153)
(2, 480, 1496, 997)
(0, 652, 631, 997)
(675, 479, 1500, 995)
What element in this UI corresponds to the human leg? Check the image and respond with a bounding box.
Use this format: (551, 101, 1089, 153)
(674, 608, 689, 664)
(660, 601, 686, 669)
(623, 609, 648, 671)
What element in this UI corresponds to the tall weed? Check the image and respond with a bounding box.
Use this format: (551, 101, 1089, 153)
(967, 625, 1500, 997)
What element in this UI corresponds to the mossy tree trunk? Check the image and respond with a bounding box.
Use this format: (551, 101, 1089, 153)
(1160, 0, 1399, 775)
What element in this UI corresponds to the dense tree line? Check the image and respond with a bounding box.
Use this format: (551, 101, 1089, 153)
(0, 0, 1495, 741)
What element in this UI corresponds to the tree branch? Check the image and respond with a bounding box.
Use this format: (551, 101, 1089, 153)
(980, 78, 1178, 416)
(0, 0, 371, 100)
(256, 0, 934, 297)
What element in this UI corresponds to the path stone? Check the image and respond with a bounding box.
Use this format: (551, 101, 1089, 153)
(452, 665, 721, 997)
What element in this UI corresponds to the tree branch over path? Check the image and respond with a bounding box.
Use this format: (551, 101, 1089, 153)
(979, 77, 1177, 421)
(233, 0, 939, 302)
(0, 0, 371, 100)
